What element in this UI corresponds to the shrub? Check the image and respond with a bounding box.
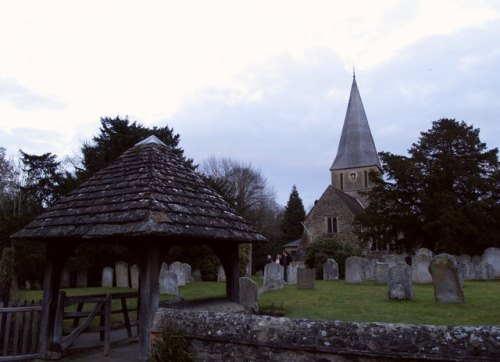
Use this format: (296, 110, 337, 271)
(304, 237, 361, 279)
(150, 327, 196, 362)
(0, 247, 14, 305)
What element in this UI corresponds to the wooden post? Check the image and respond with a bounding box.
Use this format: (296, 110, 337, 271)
(138, 241, 160, 361)
(213, 243, 240, 302)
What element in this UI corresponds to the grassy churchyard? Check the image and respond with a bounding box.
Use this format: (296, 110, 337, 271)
(14, 279, 500, 326)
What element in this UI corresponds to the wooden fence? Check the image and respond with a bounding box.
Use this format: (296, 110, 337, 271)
(0, 301, 42, 361)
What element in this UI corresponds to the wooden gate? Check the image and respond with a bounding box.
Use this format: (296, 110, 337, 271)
(0, 301, 42, 361)
(52, 291, 138, 357)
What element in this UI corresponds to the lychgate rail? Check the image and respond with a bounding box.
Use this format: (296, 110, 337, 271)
(0, 301, 42, 361)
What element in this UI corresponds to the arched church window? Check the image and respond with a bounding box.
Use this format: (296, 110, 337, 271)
(327, 217, 338, 234)
(340, 173, 344, 190)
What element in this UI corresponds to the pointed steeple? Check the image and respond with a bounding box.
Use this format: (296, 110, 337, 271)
(330, 75, 381, 171)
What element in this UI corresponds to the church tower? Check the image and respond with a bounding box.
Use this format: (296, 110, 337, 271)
(330, 73, 381, 206)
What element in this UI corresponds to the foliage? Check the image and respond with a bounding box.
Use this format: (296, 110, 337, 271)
(355, 119, 500, 255)
(200, 156, 283, 273)
(0, 247, 14, 305)
(280, 185, 306, 243)
(304, 236, 361, 278)
(150, 327, 196, 362)
(78, 116, 194, 182)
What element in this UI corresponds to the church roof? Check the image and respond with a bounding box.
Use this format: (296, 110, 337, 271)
(330, 75, 381, 171)
(11, 136, 266, 244)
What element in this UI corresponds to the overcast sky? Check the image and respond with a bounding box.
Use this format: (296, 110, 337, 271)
(1, 0, 499, 208)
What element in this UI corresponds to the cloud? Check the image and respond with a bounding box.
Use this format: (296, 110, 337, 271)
(0, 78, 65, 111)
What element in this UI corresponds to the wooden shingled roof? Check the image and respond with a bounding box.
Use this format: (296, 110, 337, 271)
(11, 136, 266, 244)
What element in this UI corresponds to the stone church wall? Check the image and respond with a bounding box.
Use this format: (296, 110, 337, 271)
(331, 165, 380, 207)
(152, 308, 500, 361)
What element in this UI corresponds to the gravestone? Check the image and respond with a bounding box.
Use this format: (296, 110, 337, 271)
(411, 253, 432, 283)
(192, 269, 202, 282)
(365, 259, 376, 281)
(169, 262, 185, 286)
(483, 247, 500, 278)
(115, 261, 129, 288)
(474, 261, 495, 280)
(380, 255, 401, 269)
(387, 263, 413, 300)
(322, 259, 339, 280)
(159, 263, 178, 295)
(130, 264, 139, 289)
(374, 262, 389, 284)
(101, 267, 113, 287)
(455, 260, 466, 288)
(239, 277, 259, 313)
(415, 248, 433, 258)
(458, 255, 474, 280)
(76, 270, 88, 288)
(60, 268, 71, 288)
(345, 256, 367, 283)
(25, 280, 32, 290)
(217, 265, 226, 282)
(429, 254, 464, 303)
(297, 268, 315, 289)
(181, 263, 192, 284)
(472, 255, 482, 265)
(263, 263, 285, 289)
(287, 261, 301, 285)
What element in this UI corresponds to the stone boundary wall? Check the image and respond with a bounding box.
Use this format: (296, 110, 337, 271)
(152, 308, 500, 361)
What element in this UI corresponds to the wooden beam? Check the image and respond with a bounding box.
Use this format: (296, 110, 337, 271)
(212, 243, 240, 302)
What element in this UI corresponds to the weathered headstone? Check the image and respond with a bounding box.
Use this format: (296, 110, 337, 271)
(130, 264, 139, 289)
(60, 268, 71, 288)
(411, 253, 432, 283)
(387, 263, 413, 300)
(101, 267, 113, 287)
(115, 261, 129, 288)
(374, 262, 389, 284)
(345, 256, 367, 283)
(474, 261, 495, 280)
(25, 280, 32, 290)
(415, 248, 433, 258)
(181, 263, 192, 284)
(297, 268, 315, 289)
(263, 263, 285, 289)
(472, 255, 482, 265)
(239, 277, 259, 313)
(169, 261, 185, 286)
(159, 269, 178, 295)
(217, 265, 226, 282)
(458, 255, 474, 280)
(322, 259, 339, 280)
(380, 254, 401, 268)
(192, 269, 202, 282)
(429, 254, 464, 303)
(287, 261, 301, 285)
(76, 270, 88, 288)
(365, 259, 376, 281)
(483, 247, 500, 278)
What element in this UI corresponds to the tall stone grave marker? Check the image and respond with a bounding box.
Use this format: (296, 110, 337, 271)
(181, 263, 192, 284)
(239, 277, 259, 313)
(380, 255, 401, 269)
(415, 248, 433, 258)
(429, 254, 464, 303)
(217, 265, 226, 282)
(483, 247, 500, 278)
(130, 264, 139, 289)
(297, 268, 315, 289)
(159, 263, 178, 295)
(287, 261, 301, 285)
(115, 261, 129, 288)
(102, 267, 113, 287)
(322, 259, 339, 280)
(458, 255, 474, 280)
(169, 261, 185, 286)
(192, 269, 202, 282)
(374, 262, 389, 284)
(264, 263, 284, 289)
(365, 259, 376, 281)
(475, 261, 494, 280)
(387, 263, 413, 300)
(411, 253, 432, 283)
(345, 256, 367, 283)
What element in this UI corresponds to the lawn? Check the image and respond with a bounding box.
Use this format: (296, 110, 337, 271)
(14, 280, 500, 326)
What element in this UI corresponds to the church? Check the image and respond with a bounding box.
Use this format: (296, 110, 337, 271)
(301, 73, 381, 248)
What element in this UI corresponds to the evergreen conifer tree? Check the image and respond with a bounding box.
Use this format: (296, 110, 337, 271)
(280, 185, 306, 243)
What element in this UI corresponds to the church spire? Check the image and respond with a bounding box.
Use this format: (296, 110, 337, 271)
(330, 75, 381, 171)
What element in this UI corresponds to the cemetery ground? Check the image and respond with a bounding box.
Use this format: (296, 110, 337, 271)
(14, 279, 500, 326)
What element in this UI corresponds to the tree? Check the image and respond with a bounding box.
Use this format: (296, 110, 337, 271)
(78, 116, 194, 181)
(280, 185, 306, 243)
(355, 118, 500, 255)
